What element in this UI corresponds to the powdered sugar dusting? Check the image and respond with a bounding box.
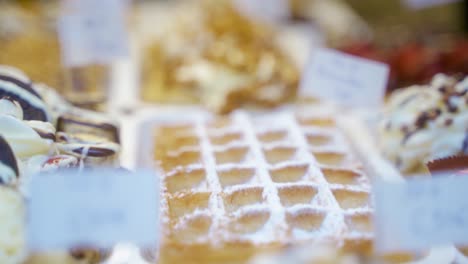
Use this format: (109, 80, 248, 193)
(154, 106, 375, 251)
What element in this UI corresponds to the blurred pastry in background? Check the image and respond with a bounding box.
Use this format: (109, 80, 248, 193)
(289, 0, 372, 45)
(0, 2, 108, 106)
(141, 0, 299, 113)
(341, 39, 468, 93)
(0, 2, 64, 91)
(378, 74, 468, 175)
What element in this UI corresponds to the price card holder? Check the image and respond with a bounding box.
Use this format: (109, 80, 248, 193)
(374, 175, 468, 253)
(58, 0, 130, 111)
(28, 168, 159, 252)
(58, 0, 129, 66)
(300, 49, 389, 109)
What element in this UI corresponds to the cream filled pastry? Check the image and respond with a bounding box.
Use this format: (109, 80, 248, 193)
(379, 74, 468, 174)
(0, 66, 121, 264)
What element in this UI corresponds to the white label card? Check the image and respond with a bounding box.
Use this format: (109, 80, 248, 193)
(58, 0, 129, 67)
(28, 168, 159, 251)
(374, 175, 468, 253)
(300, 49, 389, 108)
(233, 0, 290, 22)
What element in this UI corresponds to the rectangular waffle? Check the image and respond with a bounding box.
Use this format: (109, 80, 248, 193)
(152, 107, 387, 264)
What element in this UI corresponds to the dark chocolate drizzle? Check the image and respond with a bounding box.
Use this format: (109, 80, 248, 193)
(463, 132, 468, 154)
(72, 146, 116, 157)
(402, 129, 417, 145)
(0, 74, 40, 98)
(57, 115, 120, 143)
(0, 74, 48, 121)
(398, 93, 419, 107)
(34, 129, 56, 141)
(0, 135, 19, 178)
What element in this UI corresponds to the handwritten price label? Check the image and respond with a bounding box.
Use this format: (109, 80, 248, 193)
(300, 49, 389, 108)
(374, 175, 468, 253)
(58, 0, 129, 66)
(27, 169, 159, 251)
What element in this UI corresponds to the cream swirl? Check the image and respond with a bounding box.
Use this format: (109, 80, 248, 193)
(379, 74, 468, 174)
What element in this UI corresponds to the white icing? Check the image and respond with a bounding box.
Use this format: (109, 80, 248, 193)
(0, 98, 23, 119)
(0, 115, 51, 159)
(25, 120, 56, 136)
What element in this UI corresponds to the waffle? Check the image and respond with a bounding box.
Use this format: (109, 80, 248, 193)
(151, 106, 398, 264)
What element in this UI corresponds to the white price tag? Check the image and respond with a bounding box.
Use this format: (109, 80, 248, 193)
(28, 169, 159, 251)
(300, 49, 389, 108)
(404, 0, 460, 10)
(58, 0, 129, 67)
(374, 175, 468, 253)
(233, 0, 290, 22)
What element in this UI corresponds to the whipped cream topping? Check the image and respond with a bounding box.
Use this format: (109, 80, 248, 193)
(0, 115, 52, 160)
(379, 74, 468, 174)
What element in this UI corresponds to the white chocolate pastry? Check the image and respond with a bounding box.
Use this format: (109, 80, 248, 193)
(379, 74, 468, 174)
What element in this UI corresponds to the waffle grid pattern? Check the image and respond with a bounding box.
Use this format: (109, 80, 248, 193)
(154, 110, 374, 260)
